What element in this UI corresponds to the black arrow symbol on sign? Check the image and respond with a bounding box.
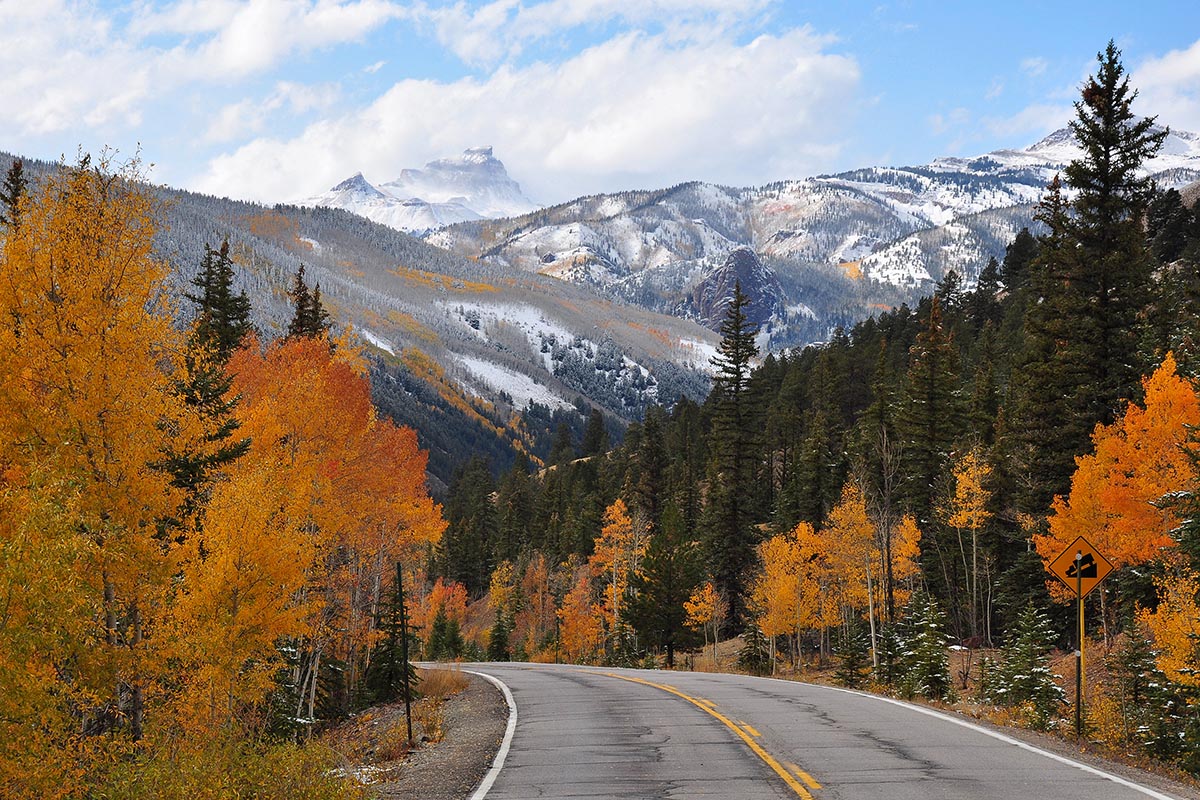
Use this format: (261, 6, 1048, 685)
(1066, 553, 1097, 579)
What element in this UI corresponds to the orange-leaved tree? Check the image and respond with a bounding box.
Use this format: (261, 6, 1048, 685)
(945, 447, 993, 641)
(1037, 353, 1200, 605)
(0, 156, 204, 792)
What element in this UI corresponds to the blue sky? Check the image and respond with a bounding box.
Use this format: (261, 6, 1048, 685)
(2, 1, 1198, 205)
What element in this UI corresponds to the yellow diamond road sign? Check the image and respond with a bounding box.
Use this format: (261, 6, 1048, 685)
(1048, 536, 1114, 598)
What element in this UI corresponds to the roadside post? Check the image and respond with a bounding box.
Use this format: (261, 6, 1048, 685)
(1047, 536, 1114, 739)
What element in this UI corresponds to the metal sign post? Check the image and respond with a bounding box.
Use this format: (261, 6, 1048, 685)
(1046, 536, 1114, 741)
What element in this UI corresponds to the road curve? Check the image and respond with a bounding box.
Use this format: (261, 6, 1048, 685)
(466, 662, 1181, 800)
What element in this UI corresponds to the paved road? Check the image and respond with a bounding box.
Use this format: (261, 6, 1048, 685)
(467, 662, 1181, 800)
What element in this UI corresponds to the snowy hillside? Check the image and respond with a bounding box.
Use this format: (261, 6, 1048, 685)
(425, 123, 1200, 343)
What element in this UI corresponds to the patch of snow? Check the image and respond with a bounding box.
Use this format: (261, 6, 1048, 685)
(357, 328, 394, 355)
(456, 355, 569, 410)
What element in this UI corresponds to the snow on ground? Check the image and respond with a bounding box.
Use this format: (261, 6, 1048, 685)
(456, 355, 569, 410)
(677, 337, 718, 372)
(356, 328, 394, 355)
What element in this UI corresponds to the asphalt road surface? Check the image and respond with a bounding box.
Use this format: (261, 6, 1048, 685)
(466, 662, 1182, 800)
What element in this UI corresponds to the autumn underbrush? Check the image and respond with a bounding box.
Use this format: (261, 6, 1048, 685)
(93, 736, 365, 800)
(322, 667, 472, 773)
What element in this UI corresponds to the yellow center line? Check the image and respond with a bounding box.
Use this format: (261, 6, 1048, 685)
(741, 722, 762, 737)
(599, 672, 815, 799)
(785, 762, 824, 790)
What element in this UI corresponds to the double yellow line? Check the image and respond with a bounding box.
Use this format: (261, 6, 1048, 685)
(601, 672, 821, 798)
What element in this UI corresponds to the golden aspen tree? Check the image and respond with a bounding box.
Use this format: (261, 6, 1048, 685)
(1137, 569, 1200, 686)
(589, 498, 645, 635)
(685, 581, 723, 666)
(516, 553, 557, 661)
(559, 568, 604, 664)
(945, 448, 992, 641)
(822, 482, 878, 625)
(1038, 354, 1199, 599)
(0, 156, 201, 790)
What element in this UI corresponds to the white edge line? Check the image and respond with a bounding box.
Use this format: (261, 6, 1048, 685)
(463, 669, 518, 800)
(822, 684, 1180, 800)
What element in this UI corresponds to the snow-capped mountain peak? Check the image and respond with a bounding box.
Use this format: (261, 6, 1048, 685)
(301, 146, 538, 233)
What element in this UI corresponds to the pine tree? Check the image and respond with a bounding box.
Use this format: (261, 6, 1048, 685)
(834, 618, 871, 689)
(186, 240, 252, 362)
(286, 265, 331, 339)
(988, 603, 1065, 729)
(705, 281, 762, 625)
(738, 622, 771, 676)
(487, 610, 513, 661)
(629, 502, 703, 667)
(580, 407, 609, 457)
(900, 592, 953, 701)
(439, 457, 497, 593)
(0, 159, 27, 227)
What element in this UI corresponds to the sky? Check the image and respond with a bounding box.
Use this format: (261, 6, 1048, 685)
(3, 1, 1200, 206)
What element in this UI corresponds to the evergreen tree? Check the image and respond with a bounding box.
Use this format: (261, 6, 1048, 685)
(495, 452, 536, 564)
(704, 281, 762, 625)
(1105, 627, 1168, 748)
(286, 265, 331, 339)
(988, 603, 1065, 729)
(439, 457, 497, 593)
(629, 502, 703, 667)
(185, 240, 252, 362)
(1148, 188, 1192, 264)
(895, 296, 963, 524)
(834, 618, 872, 689)
(158, 241, 253, 529)
(899, 592, 953, 701)
(487, 610, 513, 661)
(426, 607, 465, 660)
(363, 572, 419, 706)
(0, 158, 27, 227)
(580, 407, 609, 457)
(1062, 40, 1166, 426)
(738, 622, 771, 676)
(1011, 175, 1093, 512)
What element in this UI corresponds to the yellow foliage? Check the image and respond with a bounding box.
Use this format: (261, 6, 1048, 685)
(1038, 354, 1199, 599)
(1138, 569, 1200, 686)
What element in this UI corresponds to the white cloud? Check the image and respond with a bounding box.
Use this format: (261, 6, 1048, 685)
(420, 0, 773, 66)
(364, 59, 386, 73)
(1020, 56, 1048, 77)
(195, 25, 861, 203)
(1134, 37, 1200, 132)
(983, 103, 1071, 141)
(985, 79, 1004, 101)
(0, 0, 404, 138)
(205, 81, 340, 143)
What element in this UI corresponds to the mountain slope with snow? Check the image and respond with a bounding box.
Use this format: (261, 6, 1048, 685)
(424, 124, 1200, 345)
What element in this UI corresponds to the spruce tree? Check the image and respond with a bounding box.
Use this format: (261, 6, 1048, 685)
(738, 622, 771, 676)
(988, 603, 1065, 729)
(1062, 40, 1166, 427)
(363, 570, 419, 706)
(899, 592, 953, 701)
(629, 502, 702, 667)
(895, 296, 963, 525)
(185, 240, 252, 362)
(0, 158, 27, 227)
(834, 618, 872, 689)
(704, 281, 761, 625)
(439, 457, 497, 593)
(286, 265, 331, 339)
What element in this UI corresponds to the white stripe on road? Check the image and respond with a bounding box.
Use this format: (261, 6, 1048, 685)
(825, 684, 1180, 800)
(464, 669, 518, 800)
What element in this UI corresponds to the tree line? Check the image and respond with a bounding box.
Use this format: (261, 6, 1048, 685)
(427, 42, 1200, 769)
(0, 155, 443, 798)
